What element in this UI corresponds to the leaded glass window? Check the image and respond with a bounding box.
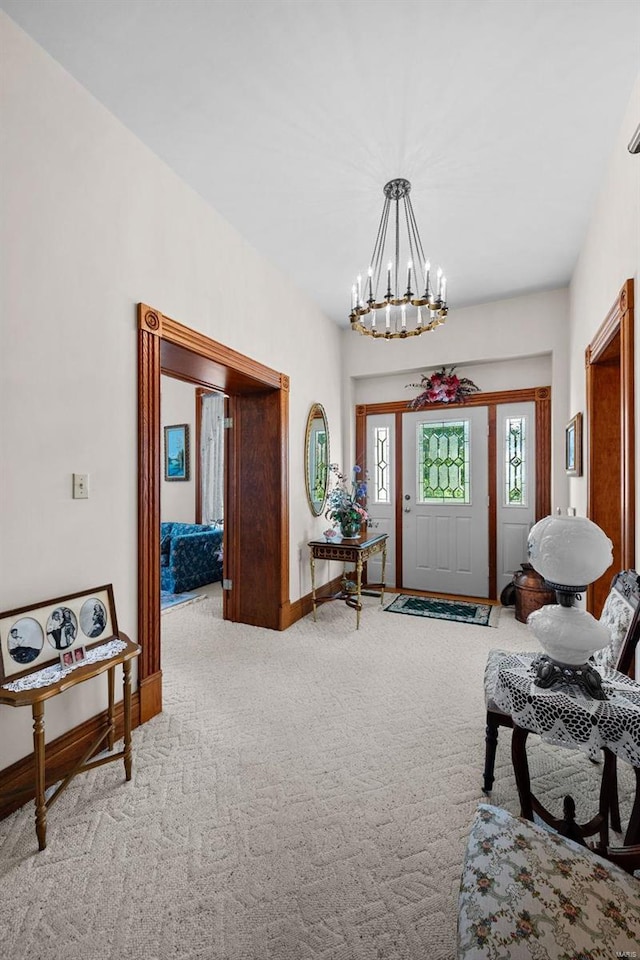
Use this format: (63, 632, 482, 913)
(505, 416, 527, 506)
(417, 420, 470, 504)
(374, 426, 391, 503)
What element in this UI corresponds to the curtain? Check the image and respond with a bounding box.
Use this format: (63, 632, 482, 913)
(200, 392, 225, 524)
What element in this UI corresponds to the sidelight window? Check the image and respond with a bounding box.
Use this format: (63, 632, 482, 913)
(504, 416, 527, 506)
(373, 426, 391, 503)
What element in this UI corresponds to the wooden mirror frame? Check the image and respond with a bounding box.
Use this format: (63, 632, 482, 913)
(304, 403, 330, 517)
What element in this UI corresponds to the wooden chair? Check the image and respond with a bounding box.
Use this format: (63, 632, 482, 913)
(482, 569, 640, 803)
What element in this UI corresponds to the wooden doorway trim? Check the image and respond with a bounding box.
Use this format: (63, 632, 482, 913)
(586, 279, 635, 616)
(355, 386, 551, 599)
(138, 304, 290, 723)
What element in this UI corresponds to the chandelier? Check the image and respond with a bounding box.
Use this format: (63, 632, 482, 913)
(349, 178, 448, 339)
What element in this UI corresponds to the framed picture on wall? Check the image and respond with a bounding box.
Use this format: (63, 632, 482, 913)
(565, 412, 583, 476)
(0, 584, 118, 683)
(164, 424, 190, 481)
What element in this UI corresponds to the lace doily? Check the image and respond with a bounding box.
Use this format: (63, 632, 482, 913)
(2, 639, 128, 692)
(489, 652, 640, 766)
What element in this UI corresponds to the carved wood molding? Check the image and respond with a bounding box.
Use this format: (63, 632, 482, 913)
(359, 386, 548, 417)
(138, 327, 161, 683)
(586, 279, 634, 365)
(586, 279, 635, 615)
(142, 304, 282, 389)
(138, 304, 163, 336)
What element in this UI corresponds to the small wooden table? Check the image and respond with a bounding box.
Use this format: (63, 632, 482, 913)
(492, 652, 640, 850)
(0, 634, 140, 851)
(308, 532, 388, 629)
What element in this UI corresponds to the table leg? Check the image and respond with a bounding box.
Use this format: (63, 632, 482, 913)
(32, 701, 47, 851)
(511, 724, 534, 821)
(624, 765, 640, 846)
(597, 749, 614, 851)
(123, 660, 133, 781)
(310, 554, 317, 621)
(380, 542, 387, 605)
(356, 555, 363, 630)
(107, 665, 115, 751)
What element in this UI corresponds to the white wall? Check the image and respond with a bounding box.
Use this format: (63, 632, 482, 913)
(161, 376, 196, 524)
(568, 73, 640, 523)
(0, 15, 343, 768)
(342, 288, 571, 514)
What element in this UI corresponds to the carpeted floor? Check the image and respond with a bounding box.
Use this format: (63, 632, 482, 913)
(0, 589, 634, 959)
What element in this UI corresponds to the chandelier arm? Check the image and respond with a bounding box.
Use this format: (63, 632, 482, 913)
(403, 198, 418, 295)
(369, 196, 389, 289)
(406, 199, 428, 287)
(370, 197, 390, 301)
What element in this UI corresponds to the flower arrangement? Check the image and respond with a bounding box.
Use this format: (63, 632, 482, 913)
(325, 465, 370, 536)
(407, 366, 480, 408)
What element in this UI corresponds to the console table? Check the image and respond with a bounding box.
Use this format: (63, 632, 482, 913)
(308, 532, 388, 629)
(491, 651, 640, 848)
(0, 634, 140, 851)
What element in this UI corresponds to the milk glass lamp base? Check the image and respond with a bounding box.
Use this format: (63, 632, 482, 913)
(534, 655, 607, 700)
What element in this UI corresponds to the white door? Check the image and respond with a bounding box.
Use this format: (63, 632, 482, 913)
(402, 407, 489, 597)
(365, 413, 396, 587)
(496, 402, 536, 594)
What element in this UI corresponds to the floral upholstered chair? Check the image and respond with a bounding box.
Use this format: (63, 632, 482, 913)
(482, 569, 640, 795)
(458, 803, 640, 959)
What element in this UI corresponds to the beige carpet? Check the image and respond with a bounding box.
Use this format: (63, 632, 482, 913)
(0, 589, 634, 960)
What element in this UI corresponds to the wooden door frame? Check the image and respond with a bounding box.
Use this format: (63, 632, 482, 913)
(586, 279, 635, 614)
(138, 304, 290, 723)
(356, 386, 551, 599)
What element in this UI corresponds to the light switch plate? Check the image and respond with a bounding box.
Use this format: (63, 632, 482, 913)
(73, 473, 89, 499)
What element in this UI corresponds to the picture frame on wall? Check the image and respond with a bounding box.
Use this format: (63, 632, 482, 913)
(164, 423, 190, 481)
(565, 412, 583, 476)
(0, 585, 118, 683)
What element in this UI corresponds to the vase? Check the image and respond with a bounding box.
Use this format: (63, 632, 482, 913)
(340, 518, 361, 539)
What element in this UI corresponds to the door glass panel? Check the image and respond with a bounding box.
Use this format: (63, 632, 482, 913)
(505, 416, 527, 506)
(416, 420, 470, 504)
(374, 426, 391, 503)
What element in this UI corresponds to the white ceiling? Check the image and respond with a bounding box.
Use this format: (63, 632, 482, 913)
(2, 0, 639, 326)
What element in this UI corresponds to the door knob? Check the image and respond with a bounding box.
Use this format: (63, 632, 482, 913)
(404, 506, 411, 513)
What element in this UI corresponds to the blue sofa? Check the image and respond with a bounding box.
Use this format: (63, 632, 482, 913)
(160, 522, 224, 594)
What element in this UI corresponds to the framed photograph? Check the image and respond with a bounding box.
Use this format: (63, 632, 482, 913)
(0, 585, 118, 684)
(164, 424, 190, 481)
(60, 649, 74, 668)
(565, 412, 583, 476)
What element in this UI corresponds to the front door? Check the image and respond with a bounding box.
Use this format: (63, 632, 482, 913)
(402, 407, 489, 597)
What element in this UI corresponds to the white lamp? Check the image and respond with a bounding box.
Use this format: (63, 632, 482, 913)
(526, 511, 613, 698)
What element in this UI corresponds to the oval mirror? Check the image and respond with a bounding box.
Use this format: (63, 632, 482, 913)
(304, 403, 330, 517)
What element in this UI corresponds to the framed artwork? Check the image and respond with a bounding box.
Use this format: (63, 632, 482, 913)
(164, 424, 190, 481)
(0, 585, 118, 683)
(565, 412, 583, 476)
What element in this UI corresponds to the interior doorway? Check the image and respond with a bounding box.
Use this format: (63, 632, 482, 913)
(159, 376, 225, 619)
(138, 304, 291, 723)
(586, 279, 635, 617)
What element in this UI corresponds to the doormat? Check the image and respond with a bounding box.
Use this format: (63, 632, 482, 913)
(384, 594, 500, 627)
(161, 590, 205, 612)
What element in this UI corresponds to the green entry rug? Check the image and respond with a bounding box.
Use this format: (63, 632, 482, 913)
(384, 594, 500, 627)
